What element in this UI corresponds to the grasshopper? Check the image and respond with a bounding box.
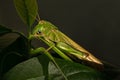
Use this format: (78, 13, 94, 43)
(32, 20, 103, 66)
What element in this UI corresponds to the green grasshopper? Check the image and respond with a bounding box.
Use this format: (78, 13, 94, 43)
(32, 20, 103, 66)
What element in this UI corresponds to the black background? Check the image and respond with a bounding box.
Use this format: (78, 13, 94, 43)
(0, 0, 120, 79)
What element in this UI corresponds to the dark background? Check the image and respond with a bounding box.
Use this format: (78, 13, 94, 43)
(0, 0, 120, 79)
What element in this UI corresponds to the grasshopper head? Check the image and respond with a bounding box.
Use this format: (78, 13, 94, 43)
(32, 20, 57, 36)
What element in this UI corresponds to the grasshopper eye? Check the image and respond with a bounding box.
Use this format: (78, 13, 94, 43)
(36, 30, 41, 34)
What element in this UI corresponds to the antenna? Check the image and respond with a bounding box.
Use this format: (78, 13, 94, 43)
(29, 13, 40, 22)
(37, 13, 41, 21)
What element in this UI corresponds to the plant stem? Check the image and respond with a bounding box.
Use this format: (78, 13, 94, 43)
(28, 25, 32, 57)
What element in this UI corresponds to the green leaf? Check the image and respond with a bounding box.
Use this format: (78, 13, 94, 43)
(3, 54, 118, 80)
(0, 34, 18, 50)
(48, 58, 108, 80)
(27, 76, 45, 80)
(0, 36, 28, 57)
(37, 54, 50, 80)
(0, 52, 24, 80)
(0, 36, 28, 77)
(0, 25, 12, 36)
(14, 0, 38, 26)
(3, 57, 44, 80)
